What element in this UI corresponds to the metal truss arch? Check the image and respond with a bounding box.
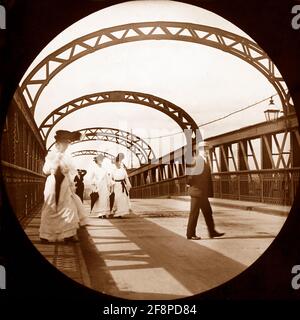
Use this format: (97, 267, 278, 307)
(72, 149, 114, 159)
(48, 127, 155, 164)
(39, 90, 199, 143)
(21, 21, 292, 115)
(71, 149, 127, 168)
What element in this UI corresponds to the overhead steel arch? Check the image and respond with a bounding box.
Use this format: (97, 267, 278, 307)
(71, 149, 127, 168)
(21, 21, 292, 115)
(39, 90, 199, 143)
(48, 127, 155, 164)
(72, 149, 115, 159)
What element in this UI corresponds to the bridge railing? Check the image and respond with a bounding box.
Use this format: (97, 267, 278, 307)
(130, 176, 189, 199)
(212, 168, 299, 205)
(1, 161, 45, 221)
(0, 88, 46, 221)
(130, 169, 299, 206)
(129, 114, 300, 206)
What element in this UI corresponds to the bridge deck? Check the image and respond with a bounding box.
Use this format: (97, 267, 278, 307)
(24, 198, 287, 300)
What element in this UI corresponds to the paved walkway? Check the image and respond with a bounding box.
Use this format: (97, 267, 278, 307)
(23, 208, 91, 288)
(24, 198, 287, 300)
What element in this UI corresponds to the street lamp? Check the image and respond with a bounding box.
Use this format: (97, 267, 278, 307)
(264, 97, 280, 122)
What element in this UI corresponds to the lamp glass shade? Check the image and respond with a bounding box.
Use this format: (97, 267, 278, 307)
(264, 109, 280, 122)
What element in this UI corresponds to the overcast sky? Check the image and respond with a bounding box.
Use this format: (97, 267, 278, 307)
(20, 0, 286, 169)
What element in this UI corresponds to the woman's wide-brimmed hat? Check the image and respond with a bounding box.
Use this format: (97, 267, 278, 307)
(94, 154, 105, 162)
(54, 130, 81, 143)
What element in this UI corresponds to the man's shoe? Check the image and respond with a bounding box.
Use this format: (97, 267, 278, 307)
(187, 236, 201, 240)
(209, 231, 225, 238)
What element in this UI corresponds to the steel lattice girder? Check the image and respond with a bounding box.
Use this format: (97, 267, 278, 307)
(71, 149, 115, 159)
(48, 127, 155, 164)
(39, 90, 199, 143)
(71, 149, 127, 168)
(20, 21, 292, 115)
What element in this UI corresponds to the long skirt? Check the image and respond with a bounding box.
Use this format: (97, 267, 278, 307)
(112, 182, 130, 217)
(90, 186, 110, 217)
(39, 175, 86, 241)
(73, 193, 89, 226)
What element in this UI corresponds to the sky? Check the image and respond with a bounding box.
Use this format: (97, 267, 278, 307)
(19, 0, 286, 169)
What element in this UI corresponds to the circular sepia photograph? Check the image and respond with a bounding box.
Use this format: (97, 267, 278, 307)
(1, 0, 299, 300)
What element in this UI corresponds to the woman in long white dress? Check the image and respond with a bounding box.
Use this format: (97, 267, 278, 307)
(39, 130, 88, 242)
(90, 154, 112, 218)
(111, 153, 132, 218)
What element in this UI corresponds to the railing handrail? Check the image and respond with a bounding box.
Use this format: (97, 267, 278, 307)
(211, 168, 300, 175)
(131, 175, 187, 189)
(1, 160, 46, 179)
(130, 168, 300, 189)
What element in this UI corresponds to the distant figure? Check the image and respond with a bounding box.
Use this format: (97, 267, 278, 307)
(39, 130, 88, 243)
(111, 153, 132, 218)
(186, 142, 225, 240)
(90, 155, 112, 218)
(74, 169, 87, 202)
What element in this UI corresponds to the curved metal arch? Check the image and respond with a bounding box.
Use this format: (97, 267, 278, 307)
(72, 149, 114, 159)
(48, 127, 155, 164)
(71, 149, 127, 168)
(21, 21, 292, 115)
(39, 90, 199, 143)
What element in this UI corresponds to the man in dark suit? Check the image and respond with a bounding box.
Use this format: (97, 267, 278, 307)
(74, 169, 87, 202)
(186, 143, 225, 240)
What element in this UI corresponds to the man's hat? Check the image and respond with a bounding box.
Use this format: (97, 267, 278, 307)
(54, 130, 81, 143)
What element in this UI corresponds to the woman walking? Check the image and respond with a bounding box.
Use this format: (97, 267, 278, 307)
(74, 169, 87, 202)
(39, 130, 88, 242)
(90, 154, 112, 218)
(111, 153, 132, 218)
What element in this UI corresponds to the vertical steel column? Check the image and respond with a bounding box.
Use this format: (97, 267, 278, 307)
(291, 131, 300, 201)
(220, 144, 229, 198)
(261, 134, 273, 203)
(238, 140, 249, 200)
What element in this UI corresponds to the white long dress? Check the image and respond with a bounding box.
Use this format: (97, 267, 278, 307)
(90, 163, 112, 217)
(112, 166, 132, 217)
(39, 149, 88, 242)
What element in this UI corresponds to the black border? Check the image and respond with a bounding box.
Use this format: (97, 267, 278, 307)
(1, 0, 300, 317)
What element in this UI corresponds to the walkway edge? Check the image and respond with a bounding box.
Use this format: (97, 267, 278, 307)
(75, 241, 92, 289)
(171, 196, 290, 216)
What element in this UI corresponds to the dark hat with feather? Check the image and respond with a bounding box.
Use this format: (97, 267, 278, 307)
(54, 130, 81, 143)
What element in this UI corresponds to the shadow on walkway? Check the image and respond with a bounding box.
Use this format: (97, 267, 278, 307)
(79, 215, 246, 300)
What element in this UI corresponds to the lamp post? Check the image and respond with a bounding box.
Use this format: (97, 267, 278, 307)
(264, 97, 280, 122)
